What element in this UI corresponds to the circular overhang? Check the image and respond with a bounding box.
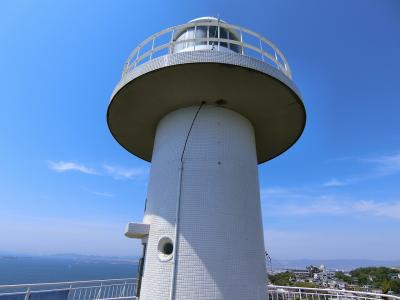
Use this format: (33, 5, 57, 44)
(107, 50, 306, 164)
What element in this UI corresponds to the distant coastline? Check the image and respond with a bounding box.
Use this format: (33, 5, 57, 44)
(270, 259, 400, 271)
(0, 253, 139, 262)
(2, 253, 399, 270)
(1, 254, 399, 286)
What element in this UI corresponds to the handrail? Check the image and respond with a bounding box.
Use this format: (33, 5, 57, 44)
(122, 20, 292, 79)
(0, 278, 136, 289)
(0, 278, 138, 300)
(126, 38, 282, 72)
(268, 284, 400, 300)
(1, 279, 399, 299)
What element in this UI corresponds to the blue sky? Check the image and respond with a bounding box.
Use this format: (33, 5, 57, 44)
(0, 0, 399, 260)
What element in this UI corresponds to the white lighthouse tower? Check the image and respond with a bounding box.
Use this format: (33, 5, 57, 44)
(107, 17, 306, 300)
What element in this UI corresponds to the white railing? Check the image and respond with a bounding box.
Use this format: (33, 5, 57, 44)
(268, 285, 400, 300)
(122, 19, 292, 79)
(1, 279, 398, 300)
(0, 278, 137, 299)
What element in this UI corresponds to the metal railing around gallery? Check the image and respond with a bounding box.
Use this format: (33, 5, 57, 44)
(1, 278, 399, 300)
(122, 19, 292, 80)
(0, 278, 137, 300)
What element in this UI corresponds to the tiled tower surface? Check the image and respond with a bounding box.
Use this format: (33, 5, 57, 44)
(107, 16, 306, 300)
(140, 106, 267, 300)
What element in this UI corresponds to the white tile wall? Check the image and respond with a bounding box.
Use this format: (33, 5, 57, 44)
(140, 105, 267, 299)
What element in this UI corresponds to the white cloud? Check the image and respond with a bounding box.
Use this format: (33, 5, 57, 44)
(81, 187, 114, 197)
(47, 160, 147, 181)
(352, 200, 400, 219)
(261, 187, 293, 196)
(322, 178, 346, 187)
(322, 176, 364, 187)
(322, 152, 400, 187)
(90, 191, 114, 197)
(261, 187, 309, 199)
(261, 184, 400, 220)
(264, 196, 400, 220)
(364, 152, 400, 176)
(103, 164, 146, 180)
(47, 161, 97, 175)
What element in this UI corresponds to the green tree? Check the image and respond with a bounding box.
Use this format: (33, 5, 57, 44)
(348, 267, 400, 294)
(268, 272, 295, 286)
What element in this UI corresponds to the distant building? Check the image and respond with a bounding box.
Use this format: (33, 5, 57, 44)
(390, 273, 400, 280)
(361, 285, 373, 292)
(347, 284, 359, 291)
(328, 281, 337, 288)
(289, 269, 310, 280)
(338, 281, 347, 290)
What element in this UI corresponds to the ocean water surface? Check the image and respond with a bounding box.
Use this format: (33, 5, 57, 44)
(0, 256, 138, 285)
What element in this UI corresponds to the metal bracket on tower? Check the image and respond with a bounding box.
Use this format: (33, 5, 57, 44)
(125, 222, 150, 239)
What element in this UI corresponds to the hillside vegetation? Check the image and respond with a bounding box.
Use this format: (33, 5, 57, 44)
(335, 267, 400, 293)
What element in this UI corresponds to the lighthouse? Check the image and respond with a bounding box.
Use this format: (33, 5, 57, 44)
(107, 17, 306, 300)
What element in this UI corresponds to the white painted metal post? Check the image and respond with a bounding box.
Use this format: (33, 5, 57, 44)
(217, 25, 220, 51)
(24, 288, 30, 300)
(194, 26, 197, 51)
(169, 30, 175, 54)
(259, 38, 265, 61)
(150, 38, 155, 60)
(134, 47, 140, 67)
(240, 28, 244, 55)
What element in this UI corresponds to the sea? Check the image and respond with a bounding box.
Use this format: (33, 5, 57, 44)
(1, 255, 399, 285)
(0, 255, 138, 285)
